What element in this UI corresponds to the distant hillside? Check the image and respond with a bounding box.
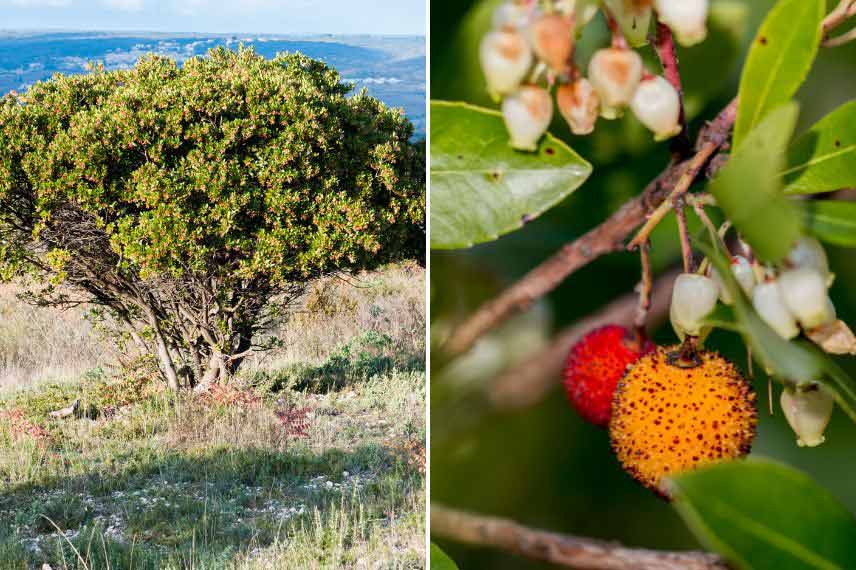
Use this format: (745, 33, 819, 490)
(0, 32, 425, 136)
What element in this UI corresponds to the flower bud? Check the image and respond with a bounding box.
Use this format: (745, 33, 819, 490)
(787, 237, 832, 286)
(630, 76, 681, 140)
(528, 13, 575, 73)
(781, 384, 834, 448)
(556, 78, 600, 135)
(588, 48, 643, 113)
(778, 268, 836, 330)
(753, 280, 799, 340)
(502, 86, 553, 151)
(670, 273, 719, 340)
(711, 255, 755, 305)
(654, 0, 709, 47)
(492, 2, 530, 30)
(604, 0, 654, 47)
(479, 30, 534, 97)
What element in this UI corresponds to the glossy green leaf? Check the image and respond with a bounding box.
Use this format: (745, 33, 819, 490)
(701, 239, 856, 421)
(430, 101, 592, 250)
(784, 101, 856, 195)
(803, 201, 856, 246)
(430, 543, 460, 570)
(710, 103, 802, 263)
(671, 459, 856, 570)
(733, 0, 824, 149)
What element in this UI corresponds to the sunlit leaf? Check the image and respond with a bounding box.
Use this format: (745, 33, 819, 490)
(710, 103, 802, 263)
(802, 201, 856, 247)
(671, 459, 856, 570)
(430, 101, 592, 249)
(784, 101, 856, 195)
(733, 0, 824, 149)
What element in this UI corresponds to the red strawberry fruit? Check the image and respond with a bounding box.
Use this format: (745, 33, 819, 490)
(562, 325, 654, 427)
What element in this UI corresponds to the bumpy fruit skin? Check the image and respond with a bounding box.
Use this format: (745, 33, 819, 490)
(562, 325, 655, 428)
(610, 346, 757, 497)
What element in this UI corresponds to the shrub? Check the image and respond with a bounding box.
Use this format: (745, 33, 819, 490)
(0, 47, 425, 390)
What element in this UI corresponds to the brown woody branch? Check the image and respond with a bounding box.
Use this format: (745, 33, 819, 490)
(442, 100, 739, 358)
(432, 504, 729, 570)
(489, 268, 678, 411)
(654, 23, 691, 159)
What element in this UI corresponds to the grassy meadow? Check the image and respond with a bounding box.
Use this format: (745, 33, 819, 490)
(0, 263, 425, 569)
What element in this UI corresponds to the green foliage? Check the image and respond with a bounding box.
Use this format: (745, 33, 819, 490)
(803, 201, 856, 246)
(430, 101, 591, 249)
(784, 101, 856, 195)
(710, 102, 802, 262)
(0, 47, 424, 282)
(671, 459, 856, 570)
(431, 542, 460, 570)
(0, 47, 425, 386)
(733, 0, 824, 149)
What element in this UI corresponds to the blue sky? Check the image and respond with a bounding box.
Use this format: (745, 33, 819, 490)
(1, 0, 426, 35)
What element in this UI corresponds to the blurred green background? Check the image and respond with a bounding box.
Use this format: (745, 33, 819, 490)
(430, 0, 856, 567)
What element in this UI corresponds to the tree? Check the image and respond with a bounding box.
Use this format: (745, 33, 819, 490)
(0, 46, 425, 391)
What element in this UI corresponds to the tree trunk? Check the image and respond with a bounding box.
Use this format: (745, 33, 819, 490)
(154, 329, 180, 391)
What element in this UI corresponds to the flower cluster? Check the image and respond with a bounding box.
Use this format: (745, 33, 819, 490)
(480, 0, 710, 150)
(669, 236, 853, 447)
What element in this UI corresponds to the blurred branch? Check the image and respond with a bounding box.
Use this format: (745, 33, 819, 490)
(489, 268, 679, 411)
(442, 100, 738, 358)
(823, 0, 856, 46)
(431, 504, 729, 570)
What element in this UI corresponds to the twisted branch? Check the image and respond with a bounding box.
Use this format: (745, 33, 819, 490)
(442, 100, 738, 358)
(432, 504, 729, 570)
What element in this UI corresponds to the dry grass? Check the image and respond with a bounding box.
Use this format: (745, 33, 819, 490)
(0, 284, 111, 389)
(0, 262, 425, 392)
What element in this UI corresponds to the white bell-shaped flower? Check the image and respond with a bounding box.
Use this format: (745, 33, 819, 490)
(588, 48, 643, 113)
(711, 255, 756, 305)
(528, 13, 575, 73)
(479, 30, 534, 97)
(556, 78, 600, 135)
(654, 0, 709, 46)
(670, 273, 719, 340)
(502, 86, 553, 151)
(778, 268, 836, 330)
(753, 280, 799, 340)
(781, 384, 834, 447)
(630, 76, 682, 140)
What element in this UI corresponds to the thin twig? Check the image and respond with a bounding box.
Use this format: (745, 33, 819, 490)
(441, 99, 738, 358)
(489, 269, 678, 411)
(633, 241, 653, 333)
(673, 195, 695, 272)
(654, 23, 691, 159)
(823, 26, 856, 47)
(431, 504, 729, 570)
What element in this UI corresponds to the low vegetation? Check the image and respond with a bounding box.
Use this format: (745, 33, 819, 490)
(0, 263, 425, 569)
